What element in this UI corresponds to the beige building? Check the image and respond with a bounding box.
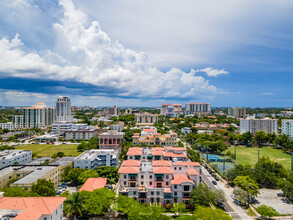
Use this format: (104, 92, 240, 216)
(228, 107, 246, 119)
(132, 133, 178, 147)
(135, 113, 158, 124)
(185, 103, 211, 116)
(12, 115, 23, 128)
(99, 130, 124, 150)
(65, 129, 98, 141)
(240, 118, 278, 134)
(106, 106, 120, 117)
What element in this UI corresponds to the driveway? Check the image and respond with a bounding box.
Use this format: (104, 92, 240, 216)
(255, 189, 293, 215)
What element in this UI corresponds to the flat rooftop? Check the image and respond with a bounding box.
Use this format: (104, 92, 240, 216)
(50, 157, 75, 166)
(26, 157, 52, 165)
(75, 150, 118, 160)
(0, 150, 31, 160)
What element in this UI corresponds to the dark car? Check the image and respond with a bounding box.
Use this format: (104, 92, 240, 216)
(212, 180, 217, 185)
(208, 170, 213, 174)
(215, 176, 219, 181)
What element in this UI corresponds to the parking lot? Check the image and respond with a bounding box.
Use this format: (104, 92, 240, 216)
(255, 189, 293, 215)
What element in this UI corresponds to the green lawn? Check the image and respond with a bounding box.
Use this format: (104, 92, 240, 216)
(15, 144, 80, 157)
(224, 146, 292, 170)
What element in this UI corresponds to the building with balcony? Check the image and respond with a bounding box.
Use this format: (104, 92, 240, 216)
(12, 115, 23, 128)
(74, 149, 119, 169)
(106, 106, 120, 117)
(111, 122, 124, 132)
(282, 119, 293, 141)
(118, 147, 200, 204)
(65, 128, 98, 141)
(132, 133, 178, 147)
(135, 113, 158, 124)
(56, 96, 72, 122)
(99, 130, 124, 150)
(228, 107, 246, 119)
(185, 103, 211, 116)
(0, 122, 15, 131)
(240, 118, 278, 134)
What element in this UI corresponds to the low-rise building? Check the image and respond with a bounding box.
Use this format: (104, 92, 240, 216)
(99, 130, 124, 150)
(0, 193, 66, 220)
(65, 129, 98, 141)
(52, 122, 88, 135)
(0, 122, 15, 131)
(118, 147, 200, 204)
(35, 134, 58, 142)
(74, 149, 119, 169)
(0, 150, 32, 169)
(111, 122, 124, 132)
(181, 127, 191, 134)
(132, 133, 178, 147)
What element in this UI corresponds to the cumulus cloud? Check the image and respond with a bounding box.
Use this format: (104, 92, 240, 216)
(0, 0, 227, 102)
(198, 67, 229, 77)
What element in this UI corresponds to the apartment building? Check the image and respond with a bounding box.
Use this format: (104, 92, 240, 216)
(111, 122, 124, 132)
(106, 106, 120, 117)
(22, 102, 55, 128)
(74, 149, 119, 169)
(0, 150, 32, 169)
(56, 96, 72, 122)
(132, 132, 178, 147)
(65, 129, 98, 141)
(135, 112, 158, 124)
(282, 119, 293, 140)
(0, 122, 15, 131)
(12, 115, 23, 128)
(119, 147, 200, 204)
(52, 122, 88, 135)
(240, 118, 278, 134)
(185, 103, 211, 116)
(228, 107, 246, 119)
(0, 194, 66, 220)
(99, 130, 124, 150)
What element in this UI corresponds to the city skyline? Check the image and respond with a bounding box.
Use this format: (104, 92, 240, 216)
(0, 0, 293, 107)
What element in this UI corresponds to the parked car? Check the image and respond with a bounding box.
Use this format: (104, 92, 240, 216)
(62, 142, 67, 144)
(230, 194, 237, 200)
(208, 170, 213, 174)
(215, 176, 219, 181)
(235, 200, 242, 206)
(212, 180, 217, 185)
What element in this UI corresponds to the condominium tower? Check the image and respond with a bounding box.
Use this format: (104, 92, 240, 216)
(240, 118, 278, 134)
(282, 119, 293, 140)
(56, 96, 72, 122)
(185, 103, 211, 115)
(228, 107, 246, 119)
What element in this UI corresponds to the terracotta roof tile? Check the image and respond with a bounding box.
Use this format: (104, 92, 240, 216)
(152, 160, 171, 167)
(118, 166, 140, 174)
(153, 167, 173, 174)
(171, 174, 194, 185)
(173, 162, 200, 166)
(79, 178, 107, 192)
(121, 160, 141, 167)
(187, 168, 198, 176)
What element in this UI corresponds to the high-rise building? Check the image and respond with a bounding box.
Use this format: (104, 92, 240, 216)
(228, 107, 246, 119)
(56, 96, 72, 122)
(240, 118, 278, 134)
(106, 106, 120, 117)
(135, 112, 158, 124)
(22, 102, 55, 128)
(185, 103, 211, 116)
(282, 119, 293, 141)
(12, 115, 23, 128)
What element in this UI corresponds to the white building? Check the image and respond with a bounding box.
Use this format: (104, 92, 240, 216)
(185, 103, 211, 116)
(240, 118, 278, 134)
(111, 122, 124, 132)
(99, 130, 124, 150)
(56, 96, 72, 122)
(52, 122, 87, 135)
(282, 119, 293, 141)
(0, 150, 32, 169)
(0, 122, 15, 131)
(74, 149, 119, 169)
(228, 107, 246, 119)
(22, 102, 55, 128)
(12, 115, 23, 128)
(65, 129, 98, 141)
(181, 127, 192, 134)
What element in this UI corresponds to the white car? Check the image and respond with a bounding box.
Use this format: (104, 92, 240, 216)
(230, 194, 237, 200)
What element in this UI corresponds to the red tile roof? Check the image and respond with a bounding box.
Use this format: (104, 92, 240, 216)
(0, 197, 66, 220)
(171, 174, 194, 185)
(152, 160, 171, 167)
(79, 178, 107, 192)
(152, 151, 164, 156)
(121, 160, 141, 167)
(187, 168, 198, 176)
(164, 188, 172, 193)
(143, 129, 156, 132)
(118, 166, 140, 174)
(153, 167, 174, 174)
(152, 147, 164, 151)
(173, 162, 200, 166)
(127, 147, 143, 155)
(164, 152, 187, 158)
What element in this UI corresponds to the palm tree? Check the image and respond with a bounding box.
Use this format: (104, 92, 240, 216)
(64, 192, 86, 220)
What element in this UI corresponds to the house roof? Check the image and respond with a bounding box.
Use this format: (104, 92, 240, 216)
(164, 152, 187, 158)
(187, 168, 198, 176)
(152, 147, 164, 151)
(173, 162, 200, 166)
(121, 160, 141, 167)
(79, 178, 107, 192)
(171, 174, 194, 185)
(152, 151, 164, 156)
(0, 197, 66, 220)
(127, 147, 143, 155)
(152, 160, 171, 167)
(118, 166, 140, 174)
(153, 167, 173, 174)
(143, 129, 156, 132)
(164, 188, 172, 193)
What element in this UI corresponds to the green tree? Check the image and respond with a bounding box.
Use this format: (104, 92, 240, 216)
(214, 189, 226, 203)
(64, 191, 87, 219)
(234, 176, 259, 197)
(52, 151, 65, 158)
(233, 186, 248, 205)
(31, 179, 56, 196)
(170, 203, 186, 215)
(3, 187, 38, 197)
(255, 131, 267, 145)
(77, 169, 99, 185)
(114, 194, 140, 214)
(128, 203, 164, 220)
(256, 205, 279, 219)
(193, 206, 232, 220)
(190, 183, 216, 207)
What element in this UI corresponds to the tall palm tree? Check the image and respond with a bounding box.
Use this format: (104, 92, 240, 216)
(64, 192, 86, 220)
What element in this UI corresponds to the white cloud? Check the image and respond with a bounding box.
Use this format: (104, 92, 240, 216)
(198, 67, 229, 77)
(0, 0, 227, 102)
(261, 92, 274, 96)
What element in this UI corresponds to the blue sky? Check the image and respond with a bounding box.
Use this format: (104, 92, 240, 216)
(0, 0, 292, 107)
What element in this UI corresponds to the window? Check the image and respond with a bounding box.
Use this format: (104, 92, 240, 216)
(166, 175, 169, 179)
(133, 191, 137, 195)
(179, 167, 182, 170)
(141, 175, 144, 179)
(150, 175, 152, 179)
(124, 175, 127, 179)
(174, 185, 177, 189)
(151, 191, 154, 195)
(150, 181, 152, 185)
(174, 192, 177, 196)
(166, 182, 169, 186)
(157, 191, 160, 195)
(141, 182, 143, 185)
(124, 181, 126, 185)
(174, 167, 177, 170)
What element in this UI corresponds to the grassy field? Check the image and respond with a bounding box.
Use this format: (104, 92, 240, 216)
(224, 146, 291, 170)
(15, 144, 80, 157)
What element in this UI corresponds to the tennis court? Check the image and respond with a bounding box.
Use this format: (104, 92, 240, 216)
(204, 154, 223, 162)
(211, 162, 235, 174)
